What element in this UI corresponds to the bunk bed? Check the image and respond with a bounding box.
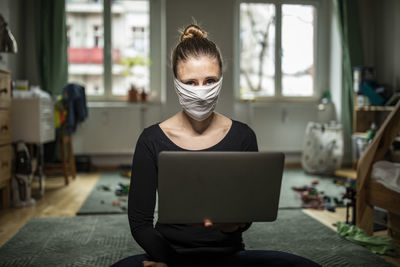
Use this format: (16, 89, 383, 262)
(356, 99, 400, 241)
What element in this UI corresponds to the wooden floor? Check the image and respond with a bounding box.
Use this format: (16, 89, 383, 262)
(305, 207, 400, 266)
(0, 173, 99, 247)
(0, 173, 399, 266)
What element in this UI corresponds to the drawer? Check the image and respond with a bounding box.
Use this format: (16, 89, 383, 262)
(0, 71, 11, 107)
(0, 109, 11, 145)
(0, 145, 12, 183)
(0, 99, 11, 109)
(40, 117, 55, 142)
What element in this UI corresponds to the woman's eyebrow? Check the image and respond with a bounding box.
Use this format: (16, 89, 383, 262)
(179, 76, 219, 83)
(180, 78, 195, 83)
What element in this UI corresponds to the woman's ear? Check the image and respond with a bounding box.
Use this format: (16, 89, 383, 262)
(204, 218, 213, 227)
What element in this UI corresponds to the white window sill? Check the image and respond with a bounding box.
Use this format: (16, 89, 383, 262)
(235, 97, 320, 104)
(87, 101, 161, 108)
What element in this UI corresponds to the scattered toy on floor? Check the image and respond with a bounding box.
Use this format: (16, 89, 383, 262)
(120, 171, 131, 178)
(292, 180, 344, 211)
(98, 185, 111, 191)
(342, 183, 357, 225)
(333, 179, 345, 186)
(115, 182, 130, 196)
(292, 184, 325, 209)
(333, 197, 344, 206)
(292, 186, 308, 192)
(326, 205, 336, 212)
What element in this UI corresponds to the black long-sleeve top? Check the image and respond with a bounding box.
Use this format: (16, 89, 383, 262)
(128, 120, 259, 263)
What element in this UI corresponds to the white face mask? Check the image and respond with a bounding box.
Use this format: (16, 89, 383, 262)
(174, 77, 223, 121)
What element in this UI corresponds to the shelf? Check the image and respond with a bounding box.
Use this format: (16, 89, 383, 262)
(355, 106, 395, 111)
(353, 132, 368, 138)
(354, 132, 400, 142)
(334, 168, 357, 180)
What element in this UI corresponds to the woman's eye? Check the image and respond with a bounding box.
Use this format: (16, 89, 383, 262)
(185, 81, 196, 86)
(205, 79, 216, 85)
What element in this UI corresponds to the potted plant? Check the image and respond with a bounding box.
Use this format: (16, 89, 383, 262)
(120, 56, 150, 102)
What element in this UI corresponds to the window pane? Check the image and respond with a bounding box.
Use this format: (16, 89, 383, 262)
(66, 0, 104, 96)
(282, 5, 315, 97)
(112, 0, 149, 96)
(240, 3, 275, 99)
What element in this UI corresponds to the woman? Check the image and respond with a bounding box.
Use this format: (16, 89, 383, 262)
(113, 24, 321, 267)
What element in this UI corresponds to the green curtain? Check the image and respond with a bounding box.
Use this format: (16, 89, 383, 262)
(335, 0, 364, 164)
(35, 0, 68, 96)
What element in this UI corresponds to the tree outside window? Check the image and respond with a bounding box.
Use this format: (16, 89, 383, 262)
(239, 2, 316, 100)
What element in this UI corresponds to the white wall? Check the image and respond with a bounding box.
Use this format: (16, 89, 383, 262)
(373, 0, 400, 89)
(75, 0, 336, 164)
(329, 0, 400, 164)
(5, 0, 398, 166)
(248, 102, 336, 152)
(162, 0, 334, 154)
(1, 0, 40, 84)
(358, 0, 375, 69)
(357, 0, 400, 90)
(164, 0, 235, 119)
(0, 0, 11, 70)
(6, 0, 338, 166)
(72, 102, 162, 165)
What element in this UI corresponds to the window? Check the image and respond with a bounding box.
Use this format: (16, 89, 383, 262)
(66, 0, 151, 101)
(237, 1, 319, 101)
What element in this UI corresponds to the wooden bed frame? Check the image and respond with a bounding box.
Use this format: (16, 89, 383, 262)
(356, 99, 400, 242)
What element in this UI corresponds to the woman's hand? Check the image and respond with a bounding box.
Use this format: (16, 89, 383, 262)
(203, 219, 246, 233)
(142, 261, 168, 267)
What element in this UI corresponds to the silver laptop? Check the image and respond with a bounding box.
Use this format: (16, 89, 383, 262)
(157, 151, 284, 224)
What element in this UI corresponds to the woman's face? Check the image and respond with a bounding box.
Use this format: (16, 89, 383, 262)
(176, 56, 220, 86)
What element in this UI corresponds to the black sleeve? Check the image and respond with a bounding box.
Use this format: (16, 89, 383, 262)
(128, 131, 176, 263)
(244, 125, 259, 152)
(240, 125, 259, 232)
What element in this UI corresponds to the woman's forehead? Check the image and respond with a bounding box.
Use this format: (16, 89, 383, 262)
(177, 56, 220, 79)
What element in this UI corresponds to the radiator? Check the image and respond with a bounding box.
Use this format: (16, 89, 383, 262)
(72, 102, 335, 155)
(72, 103, 145, 155)
(249, 102, 336, 152)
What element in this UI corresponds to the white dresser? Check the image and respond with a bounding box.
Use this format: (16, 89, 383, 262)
(11, 97, 55, 197)
(11, 97, 55, 143)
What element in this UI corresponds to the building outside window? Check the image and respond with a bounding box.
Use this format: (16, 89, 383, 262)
(66, 0, 149, 100)
(238, 1, 318, 101)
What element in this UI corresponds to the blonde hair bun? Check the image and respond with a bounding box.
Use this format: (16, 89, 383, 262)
(181, 25, 207, 41)
(172, 24, 222, 77)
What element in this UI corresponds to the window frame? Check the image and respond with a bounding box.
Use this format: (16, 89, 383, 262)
(67, 0, 165, 103)
(234, 0, 324, 102)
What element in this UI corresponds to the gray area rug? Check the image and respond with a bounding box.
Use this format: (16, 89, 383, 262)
(77, 170, 347, 215)
(0, 210, 394, 267)
(77, 173, 130, 215)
